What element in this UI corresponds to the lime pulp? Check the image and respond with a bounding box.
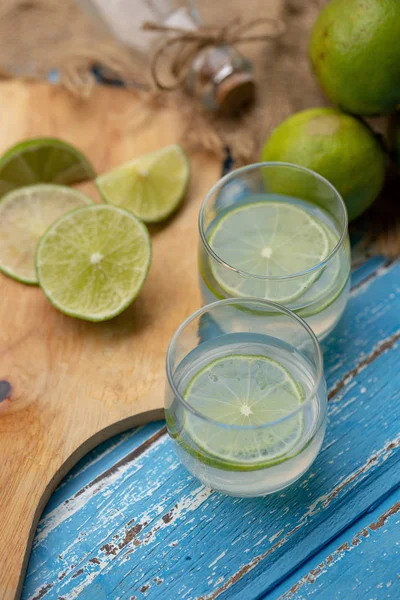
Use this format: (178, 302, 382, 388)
(209, 201, 333, 303)
(0, 137, 95, 197)
(182, 354, 304, 467)
(36, 204, 151, 321)
(96, 144, 190, 223)
(0, 184, 92, 284)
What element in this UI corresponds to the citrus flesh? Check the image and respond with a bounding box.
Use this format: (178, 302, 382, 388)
(183, 354, 304, 466)
(208, 201, 330, 303)
(0, 138, 95, 197)
(0, 184, 92, 284)
(36, 204, 151, 321)
(96, 144, 190, 223)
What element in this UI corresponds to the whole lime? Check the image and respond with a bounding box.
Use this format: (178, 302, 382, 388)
(261, 108, 386, 221)
(310, 0, 400, 116)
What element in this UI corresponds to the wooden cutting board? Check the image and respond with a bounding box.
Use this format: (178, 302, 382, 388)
(0, 81, 221, 600)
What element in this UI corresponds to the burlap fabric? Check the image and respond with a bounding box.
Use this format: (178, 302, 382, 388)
(0, 0, 318, 161)
(0, 0, 398, 256)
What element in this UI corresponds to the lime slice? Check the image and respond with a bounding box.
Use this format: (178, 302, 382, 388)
(209, 202, 330, 303)
(294, 220, 350, 318)
(96, 144, 190, 223)
(36, 205, 151, 321)
(0, 184, 92, 284)
(183, 354, 304, 467)
(293, 220, 341, 309)
(0, 138, 95, 197)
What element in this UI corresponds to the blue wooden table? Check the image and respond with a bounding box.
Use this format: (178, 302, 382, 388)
(22, 232, 400, 600)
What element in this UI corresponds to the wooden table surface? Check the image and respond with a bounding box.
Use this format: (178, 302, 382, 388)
(20, 227, 400, 600)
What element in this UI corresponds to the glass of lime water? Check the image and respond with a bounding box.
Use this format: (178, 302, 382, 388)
(165, 298, 327, 497)
(199, 162, 350, 340)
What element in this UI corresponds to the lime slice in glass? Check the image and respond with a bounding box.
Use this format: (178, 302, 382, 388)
(183, 354, 304, 467)
(209, 202, 330, 303)
(0, 138, 95, 197)
(0, 184, 92, 284)
(96, 144, 190, 223)
(36, 205, 151, 321)
(293, 220, 342, 310)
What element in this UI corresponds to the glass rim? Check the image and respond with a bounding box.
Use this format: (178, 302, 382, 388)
(165, 297, 324, 431)
(198, 161, 349, 282)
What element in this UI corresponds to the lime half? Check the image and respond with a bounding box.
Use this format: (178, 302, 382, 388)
(183, 354, 304, 467)
(209, 202, 330, 303)
(0, 138, 95, 197)
(0, 184, 92, 284)
(96, 144, 190, 223)
(36, 205, 151, 321)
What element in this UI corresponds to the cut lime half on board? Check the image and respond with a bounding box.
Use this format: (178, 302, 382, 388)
(209, 202, 331, 303)
(96, 144, 190, 223)
(0, 184, 92, 284)
(0, 138, 95, 197)
(183, 354, 304, 467)
(36, 205, 152, 321)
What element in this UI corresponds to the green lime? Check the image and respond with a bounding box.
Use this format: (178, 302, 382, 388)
(96, 144, 190, 223)
(183, 354, 304, 466)
(261, 108, 386, 221)
(0, 138, 95, 197)
(209, 201, 330, 303)
(0, 184, 92, 285)
(36, 204, 151, 321)
(310, 0, 400, 116)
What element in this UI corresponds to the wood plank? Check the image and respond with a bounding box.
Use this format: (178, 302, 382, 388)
(0, 80, 221, 600)
(273, 490, 400, 599)
(22, 256, 400, 600)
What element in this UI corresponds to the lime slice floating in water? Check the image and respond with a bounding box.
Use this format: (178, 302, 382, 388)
(0, 138, 95, 197)
(295, 220, 344, 315)
(96, 144, 190, 223)
(209, 202, 330, 303)
(36, 204, 151, 321)
(0, 184, 92, 284)
(183, 354, 304, 467)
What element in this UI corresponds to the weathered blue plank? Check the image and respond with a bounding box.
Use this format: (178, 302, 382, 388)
(22, 255, 400, 600)
(46, 422, 166, 514)
(272, 488, 400, 599)
(323, 259, 399, 384)
(24, 379, 399, 600)
(350, 255, 389, 290)
(216, 359, 400, 600)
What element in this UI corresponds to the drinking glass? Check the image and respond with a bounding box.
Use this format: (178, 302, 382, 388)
(165, 298, 327, 497)
(199, 162, 350, 340)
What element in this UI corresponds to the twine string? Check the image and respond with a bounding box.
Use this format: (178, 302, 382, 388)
(143, 17, 286, 91)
